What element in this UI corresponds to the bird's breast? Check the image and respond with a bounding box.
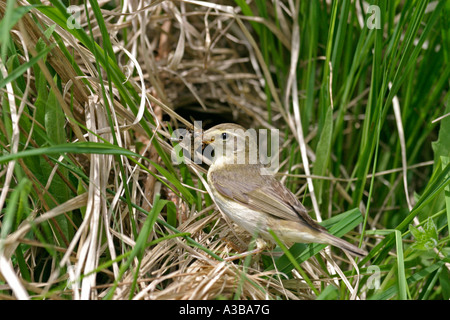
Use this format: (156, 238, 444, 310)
(208, 184, 269, 237)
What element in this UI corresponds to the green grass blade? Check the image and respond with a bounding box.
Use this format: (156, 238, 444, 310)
(104, 194, 167, 299)
(269, 229, 320, 296)
(0, 43, 55, 89)
(394, 230, 407, 299)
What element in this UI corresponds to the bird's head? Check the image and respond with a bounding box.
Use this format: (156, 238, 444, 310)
(202, 123, 259, 166)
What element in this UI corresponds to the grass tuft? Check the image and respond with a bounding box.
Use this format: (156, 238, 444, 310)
(0, 0, 448, 300)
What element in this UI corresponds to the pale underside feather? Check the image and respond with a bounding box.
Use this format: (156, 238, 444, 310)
(209, 164, 327, 233)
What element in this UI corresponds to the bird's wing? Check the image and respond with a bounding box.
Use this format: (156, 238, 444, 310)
(209, 165, 326, 232)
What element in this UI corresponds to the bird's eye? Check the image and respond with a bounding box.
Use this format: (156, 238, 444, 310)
(221, 132, 228, 140)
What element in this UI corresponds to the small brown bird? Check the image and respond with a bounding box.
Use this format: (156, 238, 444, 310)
(202, 123, 367, 257)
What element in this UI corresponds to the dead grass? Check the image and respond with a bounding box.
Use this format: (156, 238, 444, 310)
(1, 0, 312, 300)
(3, 0, 446, 300)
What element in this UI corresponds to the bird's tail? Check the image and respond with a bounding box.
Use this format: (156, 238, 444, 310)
(320, 232, 367, 257)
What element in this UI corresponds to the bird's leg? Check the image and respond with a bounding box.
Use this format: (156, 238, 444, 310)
(224, 238, 267, 261)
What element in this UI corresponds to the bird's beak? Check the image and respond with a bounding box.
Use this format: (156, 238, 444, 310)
(201, 133, 215, 145)
(202, 139, 212, 145)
